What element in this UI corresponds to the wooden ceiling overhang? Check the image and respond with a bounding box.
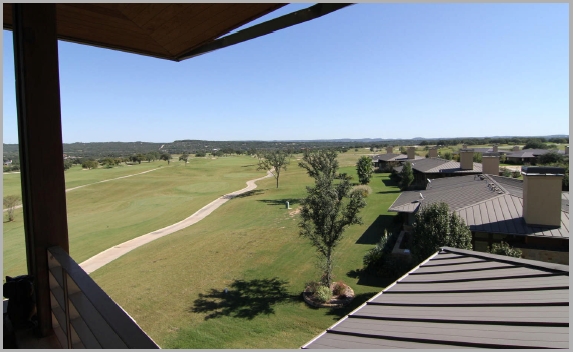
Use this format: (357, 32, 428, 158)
(3, 3, 352, 62)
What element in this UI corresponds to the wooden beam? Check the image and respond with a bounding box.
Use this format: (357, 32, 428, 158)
(13, 3, 70, 337)
(177, 3, 354, 61)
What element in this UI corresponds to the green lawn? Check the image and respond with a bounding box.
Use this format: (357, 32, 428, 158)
(3, 162, 163, 203)
(90, 154, 401, 348)
(3, 157, 265, 278)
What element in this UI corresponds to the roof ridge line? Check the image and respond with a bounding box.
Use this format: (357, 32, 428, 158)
(439, 247, 569, 273)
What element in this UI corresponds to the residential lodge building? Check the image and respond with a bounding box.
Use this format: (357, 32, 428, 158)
(388, 166, 568, 264)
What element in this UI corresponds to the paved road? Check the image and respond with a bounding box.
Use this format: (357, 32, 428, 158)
(79, 171, 273, 274)
(3, 167, 162, 212)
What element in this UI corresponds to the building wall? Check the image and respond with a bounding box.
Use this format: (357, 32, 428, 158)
(471, 231, 568, 265)
(520, 248, 569, 265)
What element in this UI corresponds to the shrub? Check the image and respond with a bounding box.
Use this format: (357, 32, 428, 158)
(381, 256, 414, 280)
(410, 202, 472, 264)
(500, 167, 511, 177)
(332, 281, 347, 296)
(352, 185, 372, 198)
(314, 286, 332, 303)
(511, 171, 520, 178)
(488, 242, 522, 258)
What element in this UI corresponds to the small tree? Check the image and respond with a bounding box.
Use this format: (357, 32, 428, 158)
(256, 150, 291, 188)
(399, 162, 414, 190)
(488, 241, 522, 258)
(4, 195, 21, 222)
(537, 151, 564, 165)
(298, 149, 366, 288)
(179, 153, 189, 166)
(81, 160, 98, 170)
(410, 202, 472, 264)
(160, 153, 172, 164)
(356, 156, 373, 185)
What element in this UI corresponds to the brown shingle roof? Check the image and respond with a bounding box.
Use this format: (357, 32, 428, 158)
(302, 247, 569, 349)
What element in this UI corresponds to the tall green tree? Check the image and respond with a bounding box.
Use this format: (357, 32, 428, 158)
(256, 150, 291, 188)
(399, 162, 414, 190)
(356, 156, 373, 185)
(298, 149, 366, 288)
(410, 202, 472, 264)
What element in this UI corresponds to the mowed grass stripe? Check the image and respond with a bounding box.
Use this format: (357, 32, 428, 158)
(91, 156, 400, 349)
(3, 156, 265, 278)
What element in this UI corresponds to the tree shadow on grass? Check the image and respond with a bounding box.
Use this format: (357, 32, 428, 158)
(346, 269, 394, 289)
(231, 189, 264, 199)
(355, 215, 397, 245)
(382, 178, 399, 187)
(190, 277, 300, 320)
(257, 199, 300, 207)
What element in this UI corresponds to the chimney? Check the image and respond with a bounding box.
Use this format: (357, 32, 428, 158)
(428, 147, 438, 158)
(492, 144, 498, 152)
(459, 148, 474, 170)
(407, 147, 416, 159)
(513, 146, 520, 152)
(521, 166, 565, 227)
(481, 153, 499, 175)
(386, 146, 393, 154)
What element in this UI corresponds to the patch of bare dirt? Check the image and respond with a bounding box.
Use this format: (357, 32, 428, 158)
(289, 208, 301, 217)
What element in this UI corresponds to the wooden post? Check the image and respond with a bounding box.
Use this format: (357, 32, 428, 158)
(13, 3, 69, 337)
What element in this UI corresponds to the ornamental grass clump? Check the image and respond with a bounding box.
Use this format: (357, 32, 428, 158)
(314, 286, 332, 303)
(332, 281, 347, 297)
(352, 185, 372, 198)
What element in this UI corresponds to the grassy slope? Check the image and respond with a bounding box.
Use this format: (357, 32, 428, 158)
(91, 151, 401, 348)
(3, 157, 265, 278)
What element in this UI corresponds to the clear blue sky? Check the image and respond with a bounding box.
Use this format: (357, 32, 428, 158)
(2, 3, 569, 144)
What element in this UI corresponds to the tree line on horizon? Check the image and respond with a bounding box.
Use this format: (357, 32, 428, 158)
(3, 136, 568, 168)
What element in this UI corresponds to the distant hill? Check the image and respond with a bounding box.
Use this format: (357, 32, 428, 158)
(3, 135, 568, 160)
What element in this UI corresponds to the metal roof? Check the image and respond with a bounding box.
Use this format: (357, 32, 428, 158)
(393, 158, 482, 174)
(302, 247, 569, 349)
(388, 175, 500, 213)
(506, 149, 565, 158)
(456, 195, 569, 238)
(3, 4, 351, 62)
(388, 174, 570, 238)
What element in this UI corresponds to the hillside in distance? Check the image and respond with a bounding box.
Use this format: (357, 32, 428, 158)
(3, 135, 568, 160)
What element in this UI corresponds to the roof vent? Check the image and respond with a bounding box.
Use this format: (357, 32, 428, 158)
(419, 193, 424, 200)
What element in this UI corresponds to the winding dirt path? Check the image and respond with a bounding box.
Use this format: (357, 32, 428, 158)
(79, 171, 273, 274)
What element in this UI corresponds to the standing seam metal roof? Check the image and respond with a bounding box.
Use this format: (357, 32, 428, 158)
(393, 158, 482, 174)
(387, 174, 569, 238)
(302, 247, 569, 349)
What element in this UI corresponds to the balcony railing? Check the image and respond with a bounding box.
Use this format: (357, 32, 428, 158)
(47, 246, 159, 348)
